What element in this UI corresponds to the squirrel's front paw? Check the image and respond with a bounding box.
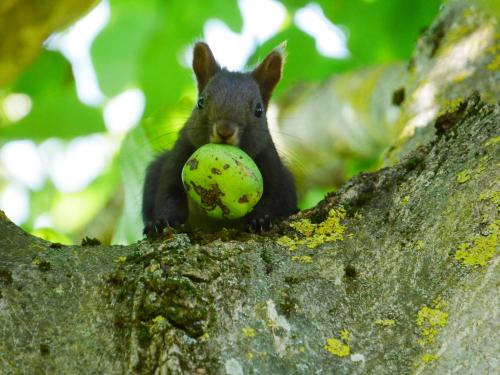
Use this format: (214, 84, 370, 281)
(143, 217, 183, 238)
(244, 214, 273, 233)
(143, 219, 166, 238)
(144, 199, 188, 238)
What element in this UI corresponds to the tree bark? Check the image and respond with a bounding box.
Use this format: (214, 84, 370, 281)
(1, 0, 499, 374)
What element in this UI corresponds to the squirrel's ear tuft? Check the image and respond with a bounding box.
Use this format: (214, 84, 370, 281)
(193, 42, 221, 93)
(252, 46, 285, 107)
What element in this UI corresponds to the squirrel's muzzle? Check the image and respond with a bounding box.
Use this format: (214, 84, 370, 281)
(211, 120, 239, 145)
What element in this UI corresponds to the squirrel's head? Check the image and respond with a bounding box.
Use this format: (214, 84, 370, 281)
(186, 42, 284, 157)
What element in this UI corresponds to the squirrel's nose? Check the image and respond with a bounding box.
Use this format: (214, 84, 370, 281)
(215, 121, 237, 140)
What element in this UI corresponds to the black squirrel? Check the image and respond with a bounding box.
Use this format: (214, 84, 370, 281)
(142, 42, 297, 236)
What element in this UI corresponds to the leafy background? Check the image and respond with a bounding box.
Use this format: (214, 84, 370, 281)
(0, 0, 441, 244)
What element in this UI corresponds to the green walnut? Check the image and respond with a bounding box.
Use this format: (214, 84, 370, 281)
(182, 144, 263, 219)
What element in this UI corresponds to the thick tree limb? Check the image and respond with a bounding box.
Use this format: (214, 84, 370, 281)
(0, 0, 498, 374)
(1, 95, 498, 374)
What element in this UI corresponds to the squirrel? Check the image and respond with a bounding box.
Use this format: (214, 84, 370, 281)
(142, 42, 297, 236)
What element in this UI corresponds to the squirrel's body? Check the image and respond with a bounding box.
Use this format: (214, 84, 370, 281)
(142, 43, 297, 235)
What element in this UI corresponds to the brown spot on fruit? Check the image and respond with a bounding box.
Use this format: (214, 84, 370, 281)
(238, 195, 249, 203)
(186, 158, 199, 170)
(211, 168, 221, 175)
(190, 182, 230, 215)
(220, 203, 230, 215)
(223, 164, 230, 169)
(191, 181, 223, 206)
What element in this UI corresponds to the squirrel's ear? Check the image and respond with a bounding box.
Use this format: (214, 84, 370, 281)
(193, 42, 221, 93)
(252, 46, 284, 107)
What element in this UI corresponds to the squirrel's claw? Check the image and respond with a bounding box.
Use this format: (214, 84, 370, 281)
(143, 218, 182, 238)
(143, 219, 165, 238)
(245, 214, 273, 233)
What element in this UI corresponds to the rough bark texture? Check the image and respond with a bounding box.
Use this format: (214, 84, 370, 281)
(0, 0, 499, 374)
(0, 0, 97, 86)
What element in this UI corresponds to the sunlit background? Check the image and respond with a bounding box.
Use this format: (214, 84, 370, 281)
(0, 0, 442, 244)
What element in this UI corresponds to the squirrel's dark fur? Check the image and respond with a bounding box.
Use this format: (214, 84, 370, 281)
(142, 42, 297, 236)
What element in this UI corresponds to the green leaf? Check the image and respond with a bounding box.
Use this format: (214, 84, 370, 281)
(137, 0, 242, 116)
(91, 0, 160, 96)
(138, 29, 191, 116)
(312, 0, 441, 64)
(251, 0, 440, 98)
(13, 49, 70, 94)
(249, 28, 352, 98)
(92, 0, 242, 113)
(1, 50, 105, 140)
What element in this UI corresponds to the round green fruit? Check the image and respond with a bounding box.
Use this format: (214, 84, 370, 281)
(182, 144, 263, 219)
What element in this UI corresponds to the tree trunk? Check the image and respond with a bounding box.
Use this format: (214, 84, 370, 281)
(1, 0, 498, 374)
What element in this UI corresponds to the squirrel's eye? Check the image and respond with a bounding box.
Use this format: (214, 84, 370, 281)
(254, 103, 263, 118)
(197, 96, 205, 109)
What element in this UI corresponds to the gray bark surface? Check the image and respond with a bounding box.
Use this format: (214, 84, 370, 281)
(0, 0, 499, 374)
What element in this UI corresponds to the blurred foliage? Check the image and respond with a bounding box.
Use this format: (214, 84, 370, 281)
(279, 62, 407, 201)
(4, 51, 106, 139)
(0, 0, 441, 244)
(0, 0, 96, 86)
